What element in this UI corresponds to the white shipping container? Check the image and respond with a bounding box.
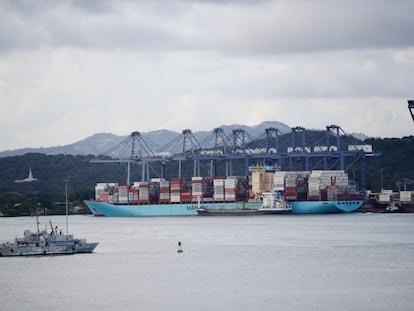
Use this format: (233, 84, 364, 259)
(150, 178, 165, 183)
(170, 195, 181, 203)
(310, 171, 324, 177)
(160, 181, 170, 187)
(347, 145, 373, 153)
(400, 191, 412, 202)
(379, 194, 390, 202)
(160, 193, 170, 199)
(225, 179, 237, 186)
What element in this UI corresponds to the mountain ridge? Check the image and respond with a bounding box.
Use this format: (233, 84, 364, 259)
(0, 121, 369, 158)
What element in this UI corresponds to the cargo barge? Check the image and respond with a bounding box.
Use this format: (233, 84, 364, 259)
(84, 167, 364, 216)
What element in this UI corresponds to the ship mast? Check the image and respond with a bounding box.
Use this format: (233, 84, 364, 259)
(65, 179, 69, 236)
(35, 208, 40, 233)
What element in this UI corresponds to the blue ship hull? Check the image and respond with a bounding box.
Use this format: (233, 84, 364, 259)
(84, 200, 364, 216)
(290, 200, 364, 214)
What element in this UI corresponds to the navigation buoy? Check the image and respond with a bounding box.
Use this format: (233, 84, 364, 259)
(177, 241, 183, 253)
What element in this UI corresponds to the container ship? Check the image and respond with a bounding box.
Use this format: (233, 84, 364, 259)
(84, 166, 364, 216)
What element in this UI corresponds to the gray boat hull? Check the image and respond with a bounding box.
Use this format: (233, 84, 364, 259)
(0, 229, 98, 257)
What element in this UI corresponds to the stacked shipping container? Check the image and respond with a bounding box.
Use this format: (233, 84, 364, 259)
(271, 170, 356, 201)
(224, 176, 246, 202)
(94, 176, 251, 205)
(159, 180, 170, 204)
(170, 178, 182, 203)
(192, 177, 213, 202)
(94, 168, 362, 205)
(213, 178, 225, 202)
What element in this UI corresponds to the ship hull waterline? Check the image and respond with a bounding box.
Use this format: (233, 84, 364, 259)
(84, 200, 364, 216)
(0, 243, 99, 257)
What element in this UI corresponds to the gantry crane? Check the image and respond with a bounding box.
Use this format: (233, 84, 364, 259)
(90, 125, 381, 190)
(90, 131, 160, 184)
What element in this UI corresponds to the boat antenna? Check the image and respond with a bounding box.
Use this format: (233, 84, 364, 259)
(35, 207, 40, 233)
(64, 179, 69, 236)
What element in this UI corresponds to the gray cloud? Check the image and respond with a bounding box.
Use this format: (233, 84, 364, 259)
(0, 0, 413, 150)
(1, 0, 413, 54)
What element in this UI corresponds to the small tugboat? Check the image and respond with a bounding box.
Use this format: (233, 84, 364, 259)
(0, 180, 98, 257)
(257, 192, 292, 214)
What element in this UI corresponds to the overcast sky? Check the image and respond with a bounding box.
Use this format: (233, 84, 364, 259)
(1, 0, 413, 151)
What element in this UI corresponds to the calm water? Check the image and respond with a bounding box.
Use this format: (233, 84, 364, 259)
(0, 214, 413, 311)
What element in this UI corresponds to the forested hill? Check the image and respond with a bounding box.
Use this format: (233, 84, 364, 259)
(363, 135, 414, 191)
(0, 136, 413, 216)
